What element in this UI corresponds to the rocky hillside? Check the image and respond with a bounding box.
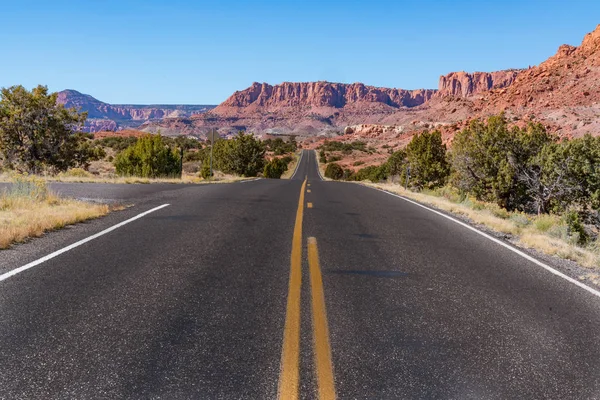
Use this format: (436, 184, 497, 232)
(57, 90, 215, 133)
(216, 81, 436, 110)
(143, 24, 600, 141)
(437, 70, 522, 98)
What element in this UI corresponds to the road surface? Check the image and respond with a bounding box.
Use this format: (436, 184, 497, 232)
(1, 150, 599, 399)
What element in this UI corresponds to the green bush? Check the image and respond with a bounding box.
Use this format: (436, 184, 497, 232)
(353, 164, 389, 182)
(263, 157, 288, 179)
(200, 158, 212, 179)
(264, 137, 297, 155)
(212, 132, 265, 177)
(114, 134, 181, 178)
(0, 85, 94, 173)
(405, 130, 449, 189)
(320, 140, 367, 153)
(324, 163, 344, 180)
(563, 210, 589, 245)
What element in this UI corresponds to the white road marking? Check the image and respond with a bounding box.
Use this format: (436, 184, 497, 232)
(0, 204, 171, 283)
(313, 150, 324, 181)
(375, 188, 600, 300)
(239, 178, 261, 183)
(289, 150, 305, 180)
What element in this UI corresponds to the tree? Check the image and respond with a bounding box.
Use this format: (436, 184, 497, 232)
(324, 163, 344, 180)
(450, 114, 555, 210)
(213, 132, 265, 176)
(515, 134, 600, 214)
(114, 134, 181, 178)
(405, 130, 449, 189)
(386, 149, 407, 176)
(0, 85, 89, 173)
(263, 157, 288, 179)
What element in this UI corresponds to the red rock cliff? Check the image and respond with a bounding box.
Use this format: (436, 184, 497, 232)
(216, 81, 436, 110)
(438, 70, 522, 98)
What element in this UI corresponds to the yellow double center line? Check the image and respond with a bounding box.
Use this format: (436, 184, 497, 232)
(278, 178, 307, 399)
(278, 179, 336, 400)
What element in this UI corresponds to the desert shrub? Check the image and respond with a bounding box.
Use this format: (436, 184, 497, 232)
(263, 157, 288, 179)
(353, 164, 389, 182)
(200, 158, 212, 179)
(212, 132, 265, 177)
(5, 175, 49, 201)
(563, 209, 589, 245)
(328, 155, 342, 162)
(353, 161, 364, 166)
(450, 114, 555, 211)
(264, 137, 297, 155)
(534, 214, 558, 232)
(319, 149, 327, 164)
(96, 136, 138, 151)
(405, 130, 449, 189)
(324, 163, 344, 180)
(0, 85, 98, 173)
(509, 213, 531, 228)
(183, 149, 206, 162)
(61, 168, 92, 178)
(320, 140, 367, 153)
(114, 134, 181, 178)
(386, 149, 407, 177)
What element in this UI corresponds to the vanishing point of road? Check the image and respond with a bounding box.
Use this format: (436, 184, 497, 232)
(1, 150, 600, 399)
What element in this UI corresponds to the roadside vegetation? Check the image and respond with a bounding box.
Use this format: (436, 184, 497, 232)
(0, 85, 297, 183)
(321, 114, 600, 280)
(0, 176, 109, 249)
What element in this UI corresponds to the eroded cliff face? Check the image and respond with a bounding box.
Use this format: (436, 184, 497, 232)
(216, 81, 436, 110)
(437, 70, 522, 98)
(56, 90, 215, 132)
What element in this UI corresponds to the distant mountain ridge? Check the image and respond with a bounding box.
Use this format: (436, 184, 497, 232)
(56, 90, 216, 132)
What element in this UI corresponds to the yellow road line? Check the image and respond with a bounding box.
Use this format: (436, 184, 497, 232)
(307, 202, 313, 208)
(307, 189, 312, 193)
(278, 178, 307, 400)
(307, 237, 336, 400)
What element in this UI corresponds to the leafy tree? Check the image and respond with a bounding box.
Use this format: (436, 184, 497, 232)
(212, 132, 265, 176)
(324, 162, 344, 180)
(263, 157, 288, 179)
(114, 134, 181, 178)
(0, 85, 89, 173)
(405, 130, 449, 189)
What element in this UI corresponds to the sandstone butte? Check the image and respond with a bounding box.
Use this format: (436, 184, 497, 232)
(64, 23, 600, 147)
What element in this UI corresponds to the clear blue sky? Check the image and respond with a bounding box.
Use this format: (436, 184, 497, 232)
(1, 0, 598, 104)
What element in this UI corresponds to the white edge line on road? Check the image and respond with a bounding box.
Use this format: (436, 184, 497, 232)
(0, 204, 171, 283)
(289, 150, 305, 180)
(374, 187, 600, 300)
(239, 178, 261, 183)
(313, 150, 324, 181)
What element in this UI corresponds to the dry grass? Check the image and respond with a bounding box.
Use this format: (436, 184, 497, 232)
(0, 176, 110, 249)
(0, 170, 248, 185)
(361, 182, 600, 273)
(281, 152, 300, 179)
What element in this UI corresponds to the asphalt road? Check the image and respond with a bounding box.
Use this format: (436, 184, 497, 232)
(1, 150, 600, 399)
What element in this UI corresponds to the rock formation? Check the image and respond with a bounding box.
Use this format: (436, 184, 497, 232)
(57, 90, 215, 132)
(437, 70, 522, 98)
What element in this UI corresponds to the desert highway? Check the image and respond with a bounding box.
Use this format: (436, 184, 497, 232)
(1, 150, 600, 399)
